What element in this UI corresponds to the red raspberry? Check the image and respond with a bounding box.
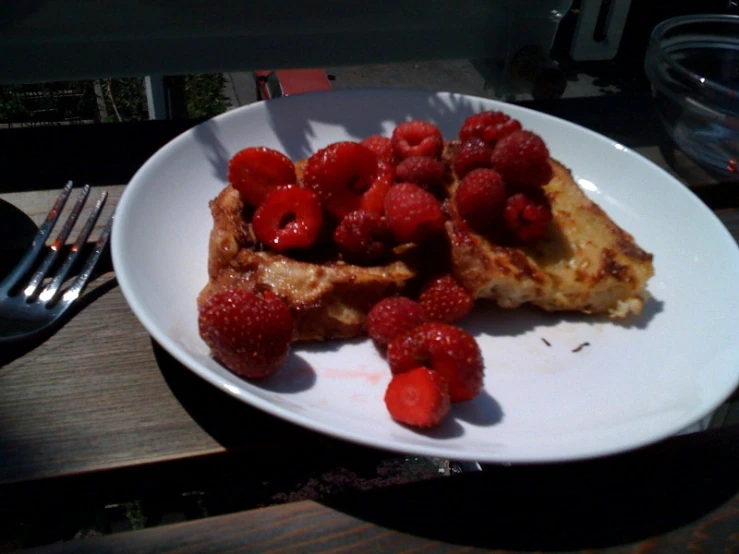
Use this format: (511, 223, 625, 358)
(418, 274, 475, 324)
(523, 161, 554, 188)
(459, 111, 522, 146)
(303, 141, 392, 219)
(252, 186, 323, 253)
(384, 367, 451, 428)
(198, 289, 294, 379)
(384, 182, 446, 244)
(490, 130, 553, 188)
(451, 137, 493, 179)
(228, 147, 297, 207)
(361, 135, 394, 165)
(333, 210, 393, 265)
(361, 160, 394, 215)
(387, 323, 484, 402)
(455, 168, 507, 231)
(366, 296, 427, 348)
(391, 121, 444, 160)
(503, 192, 553, 243)
(395, 156, 447, 193)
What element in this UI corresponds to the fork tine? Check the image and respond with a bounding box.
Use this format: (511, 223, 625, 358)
(60, 213, 114, 304)
(39, 191, 108, 303)
(0, 181, 74, 293)
(23, 184, 91, 299)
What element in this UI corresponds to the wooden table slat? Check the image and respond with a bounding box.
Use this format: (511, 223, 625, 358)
(25, 423, 739, 553)
(1, 132, 739, 484)
(1, 95, 739, 554)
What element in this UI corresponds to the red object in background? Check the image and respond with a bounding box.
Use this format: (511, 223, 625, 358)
(254, 69, 332, 100)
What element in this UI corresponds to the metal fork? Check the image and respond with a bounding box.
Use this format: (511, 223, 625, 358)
(0, 181, 114, 343)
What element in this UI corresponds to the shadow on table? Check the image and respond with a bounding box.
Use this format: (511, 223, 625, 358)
(0, 198, 117, 366)
(0, 198, 38, 271)
(154, 341, 294, 448)
(153, 341, 388, 466)
(0, 119, 206, 193)
(320, 425, 739, 551)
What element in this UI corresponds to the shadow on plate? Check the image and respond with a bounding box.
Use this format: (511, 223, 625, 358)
(293, 336, 368, 355)
(320, 425, 739, 550)
(463, 294, 664, 340)
(191, 119, 230, 183)
(405, 389, 504, 440)
(453, 389, 503, 427)
(189, 90, 483, 178)
(152, 339, 444, 478)
(153, 340, 359, 450)
(266, 91, 481, 161)
(254, 352, 317, 394)
(614, 295, 665, 330)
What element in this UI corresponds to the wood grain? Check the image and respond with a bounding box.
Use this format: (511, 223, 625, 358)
(1, 186, 121, 237)
(0, 186, 392, 485)
(0, 185, 220, 483)
(0, 127, 738, 486)
(0, 279, 224, 483)
(28, 500, 441, 553)
(25, 423, 739, 553)
(26, 497, 739, 553)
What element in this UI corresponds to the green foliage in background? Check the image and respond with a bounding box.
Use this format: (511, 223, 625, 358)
(0, 81, 97, 125)
(185, 74, 229, 119)
(0, 85, 29, 123)
(0, 74, 229, 126)
(102, 78, 148, 122)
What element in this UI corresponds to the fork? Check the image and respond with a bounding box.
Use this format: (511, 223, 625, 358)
(0, 181, 114, 344)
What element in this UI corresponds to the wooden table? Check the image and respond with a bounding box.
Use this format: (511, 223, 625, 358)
(2, 95, 739, 552)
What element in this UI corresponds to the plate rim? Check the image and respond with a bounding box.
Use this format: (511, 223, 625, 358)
(111, 88, 739, 463)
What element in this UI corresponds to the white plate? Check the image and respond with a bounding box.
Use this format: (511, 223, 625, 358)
(112, 89, 739, 463)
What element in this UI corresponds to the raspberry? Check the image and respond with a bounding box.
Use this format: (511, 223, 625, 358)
(366, 297, 427, 348)
(361, 160, 394, 215)
(455, 168, 507, 231)
(418, 274, 475, 324)
(503, 191, 553, 243)
(384, 182, 446, 244)
(252, 186, 323, 253)
(490, 130, 553, 188)
(387, 323, 484, 402)
(303, 141, 391, 219)
(459, 111, 522, 146)
(198, 289, 294, 379)
(228, 147, 297, 207)
(451, 137, 493, 179)
(333, 210, 393, 265)
(361, 135, 394, 165)
(391, 121, 444, 160)
(395, 156, 447, 193)
(384, 367, 451, 428)
(523, 161, 554, 188)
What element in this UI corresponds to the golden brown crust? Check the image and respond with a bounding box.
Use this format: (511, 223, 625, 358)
(200, 139, 655, 344)
(198, 185, 416, 342)
(447, 157, 654, 318)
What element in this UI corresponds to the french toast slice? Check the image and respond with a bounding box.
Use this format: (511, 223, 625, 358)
(197, 184, 416, 342)
(445, 148, 654, 318)
(200, 130, 654, 348)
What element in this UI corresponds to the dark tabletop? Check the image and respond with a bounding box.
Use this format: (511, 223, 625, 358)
(2, 94, 738, 553)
